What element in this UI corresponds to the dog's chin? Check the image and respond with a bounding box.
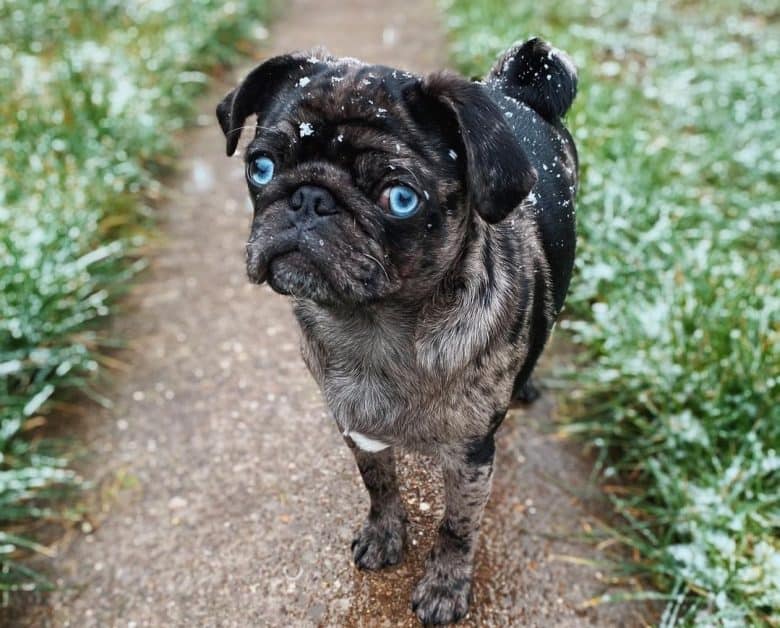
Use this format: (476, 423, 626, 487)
(266, 253, 323, 296)
(247, 236, 400, 306)
(264, 252, 402, 307)
(256, 252, 342, 306)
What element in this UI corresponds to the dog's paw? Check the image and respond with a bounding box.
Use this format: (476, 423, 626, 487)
(351, 516, 406, 570)
(411, 569, 472, 625)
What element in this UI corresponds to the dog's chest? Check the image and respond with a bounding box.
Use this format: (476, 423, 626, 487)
(327, 323, 413, 423)
(295, 304, 427, 437)
(294, 301, 510, 451)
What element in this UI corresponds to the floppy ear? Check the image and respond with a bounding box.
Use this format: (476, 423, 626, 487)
(422, 73, 538, 223)
(216, 54, 310, 156)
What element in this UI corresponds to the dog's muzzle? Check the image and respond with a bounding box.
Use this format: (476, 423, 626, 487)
(289, 185, 339, 223)
(245, 185, 339, 285)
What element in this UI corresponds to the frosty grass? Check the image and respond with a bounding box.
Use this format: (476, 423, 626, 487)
(443, 0, 778, 624)
(0, 0, 269, 595)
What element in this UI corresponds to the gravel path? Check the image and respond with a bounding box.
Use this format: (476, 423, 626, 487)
(11, 1, 647, 626)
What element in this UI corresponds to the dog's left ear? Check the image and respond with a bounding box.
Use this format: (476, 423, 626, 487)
(217, 50, 330, 156)
(421, 73, 538, 223)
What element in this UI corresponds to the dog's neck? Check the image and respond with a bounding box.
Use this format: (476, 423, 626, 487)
(294, 212, 542, 376)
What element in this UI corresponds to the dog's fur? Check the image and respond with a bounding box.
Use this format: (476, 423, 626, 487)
(217, 38, 578, 624)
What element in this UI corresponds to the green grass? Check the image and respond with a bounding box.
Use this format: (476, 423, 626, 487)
(442, 0, 779, 624)
(0, 0, 270, 595)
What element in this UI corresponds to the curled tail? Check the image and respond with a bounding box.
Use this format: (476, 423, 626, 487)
(488, 37, 578, 122)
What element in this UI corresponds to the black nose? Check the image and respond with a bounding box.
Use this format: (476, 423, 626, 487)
(290, 185, 338, 216)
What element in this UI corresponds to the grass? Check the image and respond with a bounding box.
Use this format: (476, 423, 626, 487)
(0, 0, 271, 596)
(442, 0, 779, 624)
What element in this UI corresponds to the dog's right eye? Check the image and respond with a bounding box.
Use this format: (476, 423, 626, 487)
(379, 184, 420, 218)
(247, 156, 275, 186)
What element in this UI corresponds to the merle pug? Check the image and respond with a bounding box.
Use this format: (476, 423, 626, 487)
(217, 37, 578, 624)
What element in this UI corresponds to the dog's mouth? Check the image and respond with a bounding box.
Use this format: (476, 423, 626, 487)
(245, 228, 298, 285)
(246, 228, 335, 300)
(246, 224, 398, 305)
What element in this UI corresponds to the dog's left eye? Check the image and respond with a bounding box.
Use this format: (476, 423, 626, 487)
(380, 185, 420, 218)
(247, 156, 275, 186)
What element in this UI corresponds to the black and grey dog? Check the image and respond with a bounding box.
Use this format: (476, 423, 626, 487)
(217, 37, 578, 624)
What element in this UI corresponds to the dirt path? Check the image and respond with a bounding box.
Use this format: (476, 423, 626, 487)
(13, 1, 646, 626)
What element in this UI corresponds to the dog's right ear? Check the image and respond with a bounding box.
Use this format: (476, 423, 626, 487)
(216, 53, 314, 156)
(416, 73, 538, 223)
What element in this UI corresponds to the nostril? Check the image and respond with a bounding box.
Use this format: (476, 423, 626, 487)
(313, 190, 337, 215)
(290, 187, 305, 211)
(290, 185, 337, 216)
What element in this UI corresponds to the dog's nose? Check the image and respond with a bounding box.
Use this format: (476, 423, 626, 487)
(290, 185, 338, 217)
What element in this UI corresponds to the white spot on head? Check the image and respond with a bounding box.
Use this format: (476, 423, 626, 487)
(448, 149, 458, 160)
(336, 134, 344, 142)
(297, 76, 311, 87)
(299, 122, 314, 137)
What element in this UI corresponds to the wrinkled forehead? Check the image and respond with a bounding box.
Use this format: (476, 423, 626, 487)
(297, 61, 419, 117)
(252, 61, 422, 146)
(244, 58, 463, 185)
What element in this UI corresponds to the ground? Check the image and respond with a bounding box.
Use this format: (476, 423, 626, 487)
(10, 1, 650, 625)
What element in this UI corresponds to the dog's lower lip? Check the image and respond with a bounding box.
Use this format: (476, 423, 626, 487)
(249, 249, 296, 285)
(246, 229, 301, 284)
(248, 264, 268, 284)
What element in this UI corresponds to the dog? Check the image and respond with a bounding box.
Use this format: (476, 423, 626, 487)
(217, 37, 578, 624)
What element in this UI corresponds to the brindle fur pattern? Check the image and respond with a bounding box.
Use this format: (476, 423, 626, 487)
(217, 38, 578, 625)
(349, 446, 407, 570)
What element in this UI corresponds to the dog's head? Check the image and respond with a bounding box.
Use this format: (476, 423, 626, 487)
(217, 50, 537, 306)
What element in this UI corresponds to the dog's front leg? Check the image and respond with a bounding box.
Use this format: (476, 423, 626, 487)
(412, 433, 496, 624)
(349, 445, 408, 570)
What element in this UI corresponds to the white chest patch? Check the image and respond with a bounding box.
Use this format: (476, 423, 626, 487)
(344, 429, 390, 452)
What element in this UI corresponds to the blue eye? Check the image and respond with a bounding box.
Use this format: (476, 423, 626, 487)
(386, 185, 420, 218)
(247, 156, 275, 186)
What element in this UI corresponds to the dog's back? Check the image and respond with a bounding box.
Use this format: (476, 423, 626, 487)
(486, 38, 579, 315)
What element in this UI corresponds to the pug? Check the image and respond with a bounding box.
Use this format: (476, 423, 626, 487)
(217, 37, 578, 624)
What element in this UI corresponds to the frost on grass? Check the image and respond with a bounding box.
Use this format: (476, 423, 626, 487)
(445, 0, 780, 623)
(1, 0, 274, 594)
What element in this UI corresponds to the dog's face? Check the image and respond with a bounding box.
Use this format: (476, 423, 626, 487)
(217, 51, 537, 306)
